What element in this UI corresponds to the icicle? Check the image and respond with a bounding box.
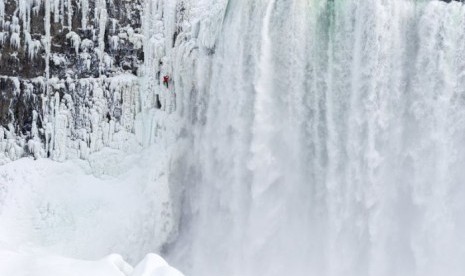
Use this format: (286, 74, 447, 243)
(24, 30, 42, 60)
(31, 110, 39, 138)
(81, 0, 88, 30)
(98, 1, 108, 74)
(0, 0, 4, 27)
(11, 77, 20, 95)
(24, 30, 31, 44)
(66, 31, 81, 54)
(0, 32, 5, 45)
(53, 0, 60, 23)
(111, 18, 118, 34)
(18, 0, 33, 32)
(9, 16, 21, 50)
(44, 0, 51, 95)
(32, 0, 41, 16)
(28, 110, 45, 159)
(110, 35, 119, 50)
(67, 0, 72, 28)
(11, 15, 20, 32)
(60, 0, 65, 25)
(10, 33, 20, 49)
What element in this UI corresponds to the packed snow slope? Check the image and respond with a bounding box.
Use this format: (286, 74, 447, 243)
(3, 0, 465, 276)
(0, 251, 183, 276)
(0, 145, 177, 262)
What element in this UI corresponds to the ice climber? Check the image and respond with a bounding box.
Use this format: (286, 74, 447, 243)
(163, 75, 170, 88)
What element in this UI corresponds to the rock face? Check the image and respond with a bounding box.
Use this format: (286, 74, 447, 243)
(0, 0, 144, 162)
(0, 0, 219, 164)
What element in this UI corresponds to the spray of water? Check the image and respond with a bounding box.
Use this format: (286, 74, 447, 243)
(167, 1, 465, 276)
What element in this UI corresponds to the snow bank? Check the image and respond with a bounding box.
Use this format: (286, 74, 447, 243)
(132, 254, 184, 276)
(0, 251, 183, 276)
(0, 144, 178, 263)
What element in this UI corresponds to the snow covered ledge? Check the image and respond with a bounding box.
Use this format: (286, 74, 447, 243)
(0, 251, 184, 276)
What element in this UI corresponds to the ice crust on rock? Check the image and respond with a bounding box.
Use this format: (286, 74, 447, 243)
(0, 0, 146, 163)
(0, 0, 219, 165)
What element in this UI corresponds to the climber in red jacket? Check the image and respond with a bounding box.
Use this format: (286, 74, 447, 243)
(163, 75, 170, 88)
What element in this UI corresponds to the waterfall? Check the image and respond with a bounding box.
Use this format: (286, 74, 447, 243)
(166, 0, 465, 276)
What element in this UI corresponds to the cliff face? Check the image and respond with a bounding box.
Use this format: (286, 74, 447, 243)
(0, 0, 144, 162)
(0, 0, 225, 164)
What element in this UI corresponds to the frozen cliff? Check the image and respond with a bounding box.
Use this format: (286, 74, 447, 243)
(0, 0, 147, 162)
(0, 0, 225, 268)
(0, 0, 225, 164)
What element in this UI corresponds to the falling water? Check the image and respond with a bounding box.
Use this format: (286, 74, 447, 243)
(168, 1, 465, 275)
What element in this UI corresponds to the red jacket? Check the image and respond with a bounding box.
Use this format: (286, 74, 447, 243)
(163, 76, 169, 83)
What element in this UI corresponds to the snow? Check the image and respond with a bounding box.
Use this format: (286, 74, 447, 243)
(0, 250, 183, 276)
(4, 0, 465, 275)
(0, 138, 182, 273)
(0, 142, 179, 262)
(0, 0, 186, 274)
(132, 254, 184, 276)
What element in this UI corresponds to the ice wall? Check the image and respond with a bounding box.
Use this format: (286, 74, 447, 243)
(0, 0, 145, 163)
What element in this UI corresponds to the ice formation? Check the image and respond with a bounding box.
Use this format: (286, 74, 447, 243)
(0, 0, 146, 163)
(2, 0, 465, 276)
(0, 0, 186, 272)
(0, 0, 192, 165)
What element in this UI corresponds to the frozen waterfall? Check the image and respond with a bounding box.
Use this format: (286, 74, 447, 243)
(166, 1, 465, 276)
(2, 0, 465, 275)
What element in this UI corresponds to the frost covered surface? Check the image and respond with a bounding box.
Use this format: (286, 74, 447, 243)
(0, 145, 177, 262)
(3, 0, 465, 276)
(0, 0, 145, 163)
(0, 0, 221, 165)
(0, 143, 185, 275)
(0, 251, 183, 276)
